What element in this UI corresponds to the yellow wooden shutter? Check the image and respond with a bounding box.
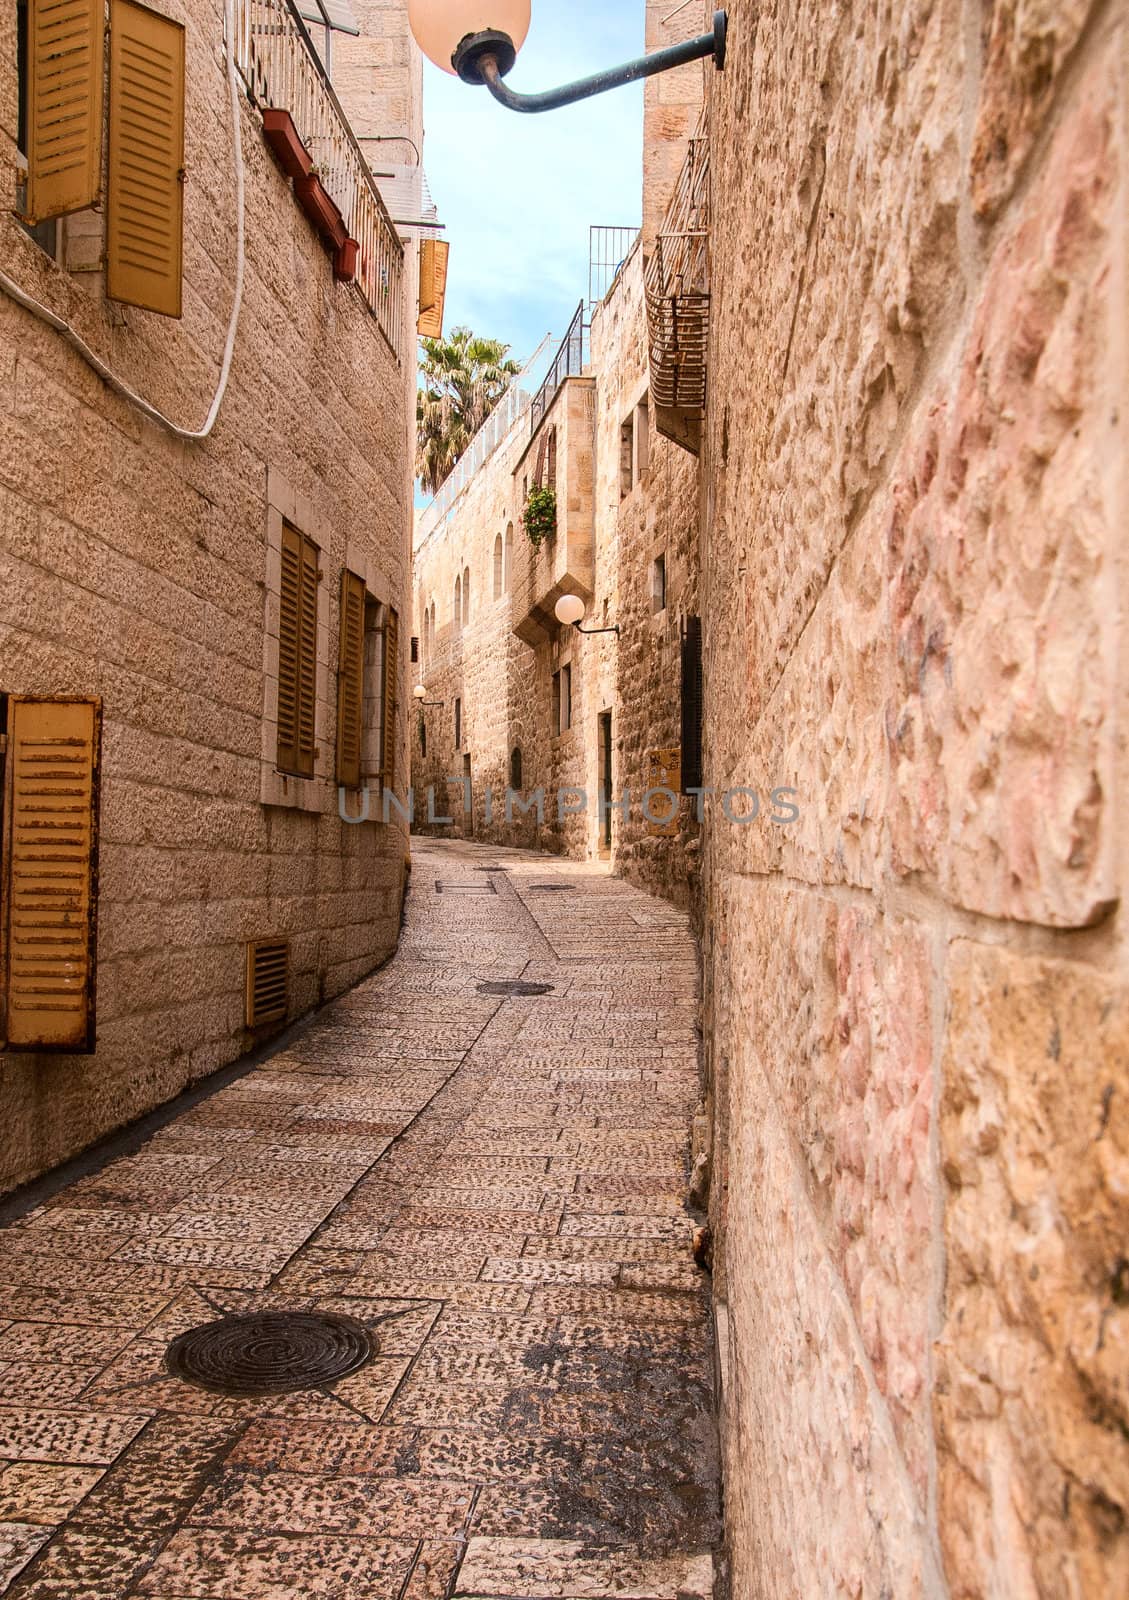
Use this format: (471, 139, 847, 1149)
(25, 0, 104, 224)
(336, 570, 365, 789)
(106, 0, 185, 318)
(3, 698, 101, 1054)
(417, 240, 449, 338)
(382, 607, 399, 788)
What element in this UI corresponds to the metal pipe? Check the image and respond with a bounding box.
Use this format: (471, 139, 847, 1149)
(461, 10, 727, 113)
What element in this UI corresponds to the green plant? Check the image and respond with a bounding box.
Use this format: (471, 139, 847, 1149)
(522, 486, 557, 549)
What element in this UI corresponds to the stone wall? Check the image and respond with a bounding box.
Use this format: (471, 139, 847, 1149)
(0, 0, 418, 1192)
(702, 0, 1129, 1594)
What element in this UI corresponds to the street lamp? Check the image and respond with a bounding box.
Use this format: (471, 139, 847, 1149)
(408, 0, 728, 111)
(413, 684, 444, 706)
(554, 593, 619, 637)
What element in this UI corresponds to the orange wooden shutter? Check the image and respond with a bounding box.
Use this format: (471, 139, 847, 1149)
(381, 607, 399, 788)
(3, 698, 101, 1053)
(417, 240, 449, 338)
(336, 570, 366, 789)
(106, 0, 185, 317)
(25, 0, 104, 224)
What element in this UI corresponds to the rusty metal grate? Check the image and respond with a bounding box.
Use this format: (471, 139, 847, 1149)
(477, 981, 554, 997)
(435, 881, 498, 895)
(246, 938, 289, 1028)
(166, 1311, 374, 1395)
(645, 111, 711, 455)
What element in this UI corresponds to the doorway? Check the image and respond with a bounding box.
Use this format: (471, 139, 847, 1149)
(598, 712, 612, 860)
(463, 753, 473, 838)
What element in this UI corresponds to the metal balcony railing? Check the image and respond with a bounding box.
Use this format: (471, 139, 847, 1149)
(531, 300, 589, 435)
(645, 112, 710, 451)
(232, 0, 404, 351)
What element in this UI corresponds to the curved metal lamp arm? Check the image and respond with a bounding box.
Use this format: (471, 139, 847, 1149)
(572, 623, 620, 637)
(455, 10, 728, 112)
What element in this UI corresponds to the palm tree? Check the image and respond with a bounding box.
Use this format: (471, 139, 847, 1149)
(417, 327, 520, 494)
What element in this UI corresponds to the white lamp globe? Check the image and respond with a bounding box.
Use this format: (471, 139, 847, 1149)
(554, 594, 586, 626)
(413, 684, 428, 701)
(408, 0, 531, 74)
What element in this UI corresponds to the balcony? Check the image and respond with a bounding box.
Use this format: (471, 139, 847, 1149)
(645, 114, 710, 455)
(233, 0, 404, 352)
(512, 366, 597, 647)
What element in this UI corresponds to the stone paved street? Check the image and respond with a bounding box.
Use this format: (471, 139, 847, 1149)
(0, 840, 718, 1599)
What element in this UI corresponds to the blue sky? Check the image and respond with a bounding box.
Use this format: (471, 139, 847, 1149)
(422, 2, 645, 373)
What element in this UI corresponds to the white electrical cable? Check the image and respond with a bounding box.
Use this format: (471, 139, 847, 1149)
(0, 0, 246, 442)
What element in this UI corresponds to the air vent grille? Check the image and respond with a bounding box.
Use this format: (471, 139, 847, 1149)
(246, 939, 289, 1028)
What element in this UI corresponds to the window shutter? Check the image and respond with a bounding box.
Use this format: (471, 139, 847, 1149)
(336, 570, 365, 789)
(381, 607, 399, 788)
(417, 239, 449, 338)
(680, 615, 703, 792)
(25, 0, 104, 224)
(277, 524, 318, 779)
(3, 698, 101, 1054)
(106, 0, 185, 318)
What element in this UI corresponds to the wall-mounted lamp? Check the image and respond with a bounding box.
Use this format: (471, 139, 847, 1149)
(555, 594, 619, 637)
(408, 1, 728, 113)
(413, 684, 445, 706)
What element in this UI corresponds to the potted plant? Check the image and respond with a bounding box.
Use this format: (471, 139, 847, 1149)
(522, 486, 557, 550)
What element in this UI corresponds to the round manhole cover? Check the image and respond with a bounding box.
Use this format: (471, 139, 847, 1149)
(165, 1312, 374, 1396)
(477, 980, 554, 997)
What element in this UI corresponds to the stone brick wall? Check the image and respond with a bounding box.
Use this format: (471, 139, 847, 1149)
(0, 0, 418, 1193)
(702, 0, 1129, 1593)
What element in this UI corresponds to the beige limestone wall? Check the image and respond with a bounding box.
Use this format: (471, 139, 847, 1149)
(0, 0, 415, 1193)
(702, 0, 1129, 1594)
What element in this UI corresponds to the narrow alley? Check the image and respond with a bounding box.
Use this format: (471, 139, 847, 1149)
(0, 842, 718, 1599)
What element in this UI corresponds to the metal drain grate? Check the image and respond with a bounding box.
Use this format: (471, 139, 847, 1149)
(529, 884, 577, 893)
(474, 866, 508, 873)
(166, 1312, 374, 1396)
(435, 880, 498, 895)
(477, 980, 554, 997)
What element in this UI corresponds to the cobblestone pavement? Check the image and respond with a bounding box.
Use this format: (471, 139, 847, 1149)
(0, 840, 719, 1599)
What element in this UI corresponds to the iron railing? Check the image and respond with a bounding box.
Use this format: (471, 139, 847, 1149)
(530, 300, 588, 435)
(645, 112, 710, 426)
(232, 0, 404, 351)
(589, 225, 640, 308)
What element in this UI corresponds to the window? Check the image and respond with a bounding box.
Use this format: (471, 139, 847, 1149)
(454, 575, 461, 631)
(419, 714, 427, 759)
(462, 566, 471, 625)
(380, 607, 399, 789)
(620, 415, 635, 499)
(277, 523, 320, 777)
(635, 394, 651, 481)
(681, 616, 703, 792)
(1, 696, 102, 1053)
(553, 667, 572, 738)
(335, 575, 395, 792)
(454, 697, 462, 749)
(547, 427, 558, 491)
(510, 747, 523, 790)
(336, 570, 366, 788)
(411, 634, 419, 664)
(652, 553, 667, 614)
(493, 535, 503, 600)
(429, 600, 436, 651)
(504, 523, 513, 593)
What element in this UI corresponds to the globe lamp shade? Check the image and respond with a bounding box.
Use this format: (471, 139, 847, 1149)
(413, 684, 428, 701)
(408, 0, 531, 74)
(554, 594, 586, 627)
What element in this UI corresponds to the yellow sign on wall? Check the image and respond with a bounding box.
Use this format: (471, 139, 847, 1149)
(644, 746, 682, 837)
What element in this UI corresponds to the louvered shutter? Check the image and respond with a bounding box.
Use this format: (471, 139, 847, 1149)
(417, 239, 449, 338)
(3, 698, 101, 1053)
(25, 0, 104, 223)
(277, 524, 318, 779)
(106, 0, 185, 318)
(336, 570, 365, 789)
(680, 615, 703, 792)
(381, 607, 399, 788)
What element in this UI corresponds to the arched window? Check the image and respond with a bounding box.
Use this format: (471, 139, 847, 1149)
(429, 600, 436, 651)
(504, 522, 513, 594)
(454, 575, 461, 630)
(462, 566, 471, 625)
(493, 535, 503, 600)
(510, 747, 522, 791)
